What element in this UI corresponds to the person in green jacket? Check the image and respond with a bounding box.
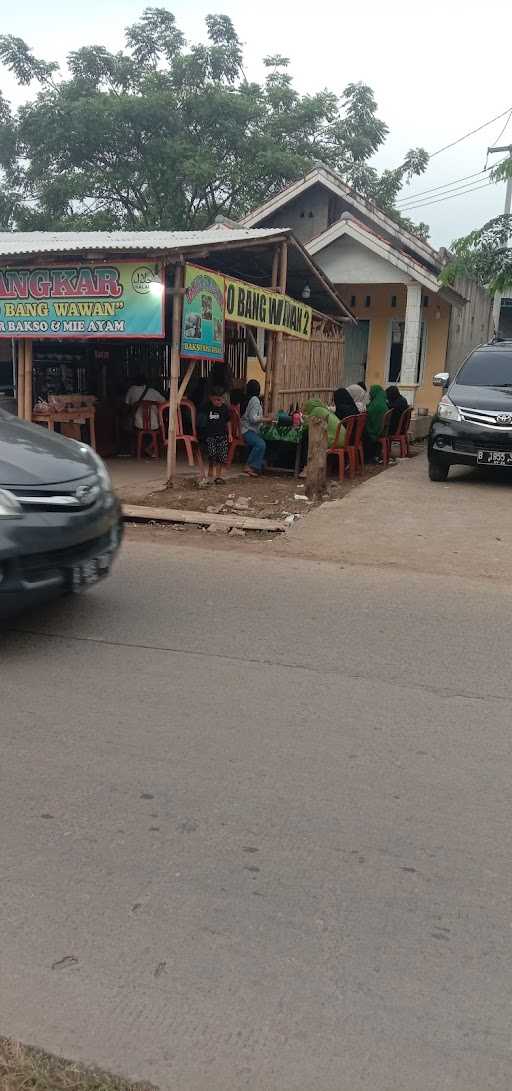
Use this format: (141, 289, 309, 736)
(303, 398, 346, 449)
(364, 384, 388, 462)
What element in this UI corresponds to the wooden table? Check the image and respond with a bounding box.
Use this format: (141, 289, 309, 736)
(32, 407, 96, 450)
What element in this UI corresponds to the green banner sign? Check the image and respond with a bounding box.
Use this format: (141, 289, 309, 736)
(0, 261, 165, 338)
(181, 264, 225, 361)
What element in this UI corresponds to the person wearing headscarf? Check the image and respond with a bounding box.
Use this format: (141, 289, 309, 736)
(333, 387, 359, 420)
(347, 383, 369, 412)
(303, 398, 346, 449)
(364, 384, 389, 462)
(386, 385, 408, 436)
(240, 379, 266, 476)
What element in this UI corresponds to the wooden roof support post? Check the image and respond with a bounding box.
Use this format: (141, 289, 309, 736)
(17, 341, 25, 419)
(264, 246, 281, 413)
(24, 340, 33, 422)
(270, 240, 288, 416)
(246, 328, 266, 372)
(177, 360, 196, 403)
(166, 262, 184, 486)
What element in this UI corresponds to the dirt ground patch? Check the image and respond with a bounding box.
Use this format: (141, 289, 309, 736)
(121, 463, 388, 523)
(0, 1039, 155, 1091)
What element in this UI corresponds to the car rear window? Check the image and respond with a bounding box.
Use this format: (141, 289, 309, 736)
(456, 350, 512, 386)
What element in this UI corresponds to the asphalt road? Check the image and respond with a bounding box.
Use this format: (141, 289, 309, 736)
(2, 530, 512, 1091)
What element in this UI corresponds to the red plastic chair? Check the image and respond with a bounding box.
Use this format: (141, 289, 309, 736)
(159, 401, 170, 449)
(135, 401, 162, 460)
(159, 398, 201, 466)
(326, 415, 355, 481)
(344, 413, 367, 477)
(389, 406, 413, 459)
(227, 405, 246, 466)
(377, 409, 394, 465)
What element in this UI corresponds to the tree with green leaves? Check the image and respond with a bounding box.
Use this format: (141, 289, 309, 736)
(441, 159, 512, 292)
(0, 7, 429, 237)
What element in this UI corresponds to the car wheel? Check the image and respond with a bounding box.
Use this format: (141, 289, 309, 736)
(428, 458, 449, 482)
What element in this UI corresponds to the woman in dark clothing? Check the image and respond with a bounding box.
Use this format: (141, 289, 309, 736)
(386, 385, 408, 436)
(333, 387, 359, 420)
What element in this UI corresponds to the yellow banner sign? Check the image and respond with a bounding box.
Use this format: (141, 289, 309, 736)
(225, 276, 312, 339)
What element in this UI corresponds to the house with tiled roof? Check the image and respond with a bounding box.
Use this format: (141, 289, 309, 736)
(241, 165, 493, 412)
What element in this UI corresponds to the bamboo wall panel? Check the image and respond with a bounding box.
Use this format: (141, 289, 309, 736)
(274, 327, 344, 411)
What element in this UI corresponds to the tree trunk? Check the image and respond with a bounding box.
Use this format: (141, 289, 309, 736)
(305, 416, 328, 499)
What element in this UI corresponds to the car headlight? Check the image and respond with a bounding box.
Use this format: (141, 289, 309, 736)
(86, 449, 112, 493)
(0, 488, 22, 518)
(437, 395, 461, 422)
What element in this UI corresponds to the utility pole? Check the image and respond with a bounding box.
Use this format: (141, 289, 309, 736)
(488, 144, 512, 336)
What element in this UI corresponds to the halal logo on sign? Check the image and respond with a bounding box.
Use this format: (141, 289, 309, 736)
(131, 266, 157, 294)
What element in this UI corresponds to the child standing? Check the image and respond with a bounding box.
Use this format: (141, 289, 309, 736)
(198, 386, 230, 486)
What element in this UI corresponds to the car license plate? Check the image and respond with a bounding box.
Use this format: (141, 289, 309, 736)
(477, 450, 512, 466)
(70, 553, 111, 592)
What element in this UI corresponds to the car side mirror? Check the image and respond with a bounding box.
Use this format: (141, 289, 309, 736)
(433, 372, 449, 388)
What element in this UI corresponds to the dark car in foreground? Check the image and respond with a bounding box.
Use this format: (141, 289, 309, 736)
(428, 340, 512, 481)
(0, 410, 122, 618)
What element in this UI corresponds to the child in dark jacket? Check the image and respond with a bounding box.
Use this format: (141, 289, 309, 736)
(197, 386, 230, 485)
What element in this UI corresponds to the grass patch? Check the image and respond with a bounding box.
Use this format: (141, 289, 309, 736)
(0, 1039, 156, 1091)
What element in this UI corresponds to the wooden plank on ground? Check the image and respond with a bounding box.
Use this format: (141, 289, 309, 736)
(123, 503, 286, 533)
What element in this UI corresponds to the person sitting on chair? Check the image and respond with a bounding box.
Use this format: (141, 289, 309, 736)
(363, 384, 388, 463)
(386, 385, 409, 436)
(346, 383, 369, 412)
(125, 373, 166, 431)
(303, 398, 346, 450)
(125, 373, 166, 456)
(240, 380, 267, 477)
(333, 387, 359, 420)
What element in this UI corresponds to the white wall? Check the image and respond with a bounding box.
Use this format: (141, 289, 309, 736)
(318, 236, 410, 284)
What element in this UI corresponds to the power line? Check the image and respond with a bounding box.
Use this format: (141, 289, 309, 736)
(396, 157, 507, 210)
(485, 112, 512, 170)
(428, 106, 512, 159)
(491, 109, 512, 149)
(401, 180, 493, 213)
(396, 166, 491, 206)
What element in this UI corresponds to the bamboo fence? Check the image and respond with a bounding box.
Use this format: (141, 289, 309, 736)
(274, 322, 344, 411)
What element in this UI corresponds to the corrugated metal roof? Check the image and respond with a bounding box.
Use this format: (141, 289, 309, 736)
(0, 226, 287, 257)
(0, 224, 354, 319)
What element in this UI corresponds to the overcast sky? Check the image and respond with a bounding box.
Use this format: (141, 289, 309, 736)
(2, 0, 510, 246)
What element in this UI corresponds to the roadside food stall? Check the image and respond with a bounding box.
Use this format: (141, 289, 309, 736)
(0, 227, 354, 480)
